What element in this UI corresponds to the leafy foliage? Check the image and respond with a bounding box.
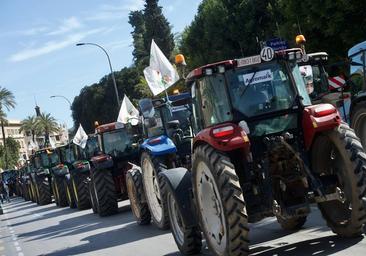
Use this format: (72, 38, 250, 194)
(20, 115, 40, 141)
(0, 137, 20, 169)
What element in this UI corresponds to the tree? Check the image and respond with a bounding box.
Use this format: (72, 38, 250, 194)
(0, 137, 20, 169)
(36, 112, 59, 148)
(20, 115, 39, 142)
(129, 0, 175, 68)
(0, 86, 16, 169)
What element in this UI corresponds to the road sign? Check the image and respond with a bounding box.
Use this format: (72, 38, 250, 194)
(266, 38, 288, 51)
(260, 47, 274, 62)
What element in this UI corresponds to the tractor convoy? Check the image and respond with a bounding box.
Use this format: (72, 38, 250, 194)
(11, 39, 366, 256)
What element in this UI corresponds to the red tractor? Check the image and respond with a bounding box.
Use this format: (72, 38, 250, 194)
(161, 48, 366, 255)
(88, 122, 141, 217)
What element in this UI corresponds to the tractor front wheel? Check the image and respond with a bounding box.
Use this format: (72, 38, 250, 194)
(141, 152, 169, 230)
(35, 176, 52, 205)
(312, 123, 366, 237)
(126, 168, 151, 225)
(167, 190, 202, 255)
(192, 144, 249, 256)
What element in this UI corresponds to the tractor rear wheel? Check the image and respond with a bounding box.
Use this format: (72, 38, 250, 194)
(276, 216, 307, 230)
(53, 176, 68, 207)
(64, 179, 77, 209)
(92, 169, 118, 217)
(71, 173, 91, 210)
(35, 176, 52, 205)
(29, 182, 36, 203)
(167, 190, 202, 255)
(126, 168, 151, 225)
(141, 152, 170, 230)
(88, 178, 98, 214)
(351, 102, 366, 148)
(22, 184, 30, 201)
(312, 123, 366, 237)
(192, 144, 249, 256)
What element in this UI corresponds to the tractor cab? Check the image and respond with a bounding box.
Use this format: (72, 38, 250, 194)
(96, 122, 140, 162)
(33, 148, 60, 173)
(348, 40, 366, 94)
(139, 93, 192, 167)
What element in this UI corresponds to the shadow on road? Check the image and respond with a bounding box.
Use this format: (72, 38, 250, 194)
(18, 205, 132, 242)
(252, 235, 364, 255)
(44, 221, 170, 256)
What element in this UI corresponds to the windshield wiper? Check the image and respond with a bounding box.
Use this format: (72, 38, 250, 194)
(240, 68, 258, 97)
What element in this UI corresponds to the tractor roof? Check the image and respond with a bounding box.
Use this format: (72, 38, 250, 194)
(186, 48, 303, 82)
(96, 122, 124, 134)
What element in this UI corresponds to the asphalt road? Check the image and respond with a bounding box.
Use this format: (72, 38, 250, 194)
(0, 197, 365, 256)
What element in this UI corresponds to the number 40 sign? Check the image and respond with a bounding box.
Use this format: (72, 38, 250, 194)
(260, 47, 274, 62)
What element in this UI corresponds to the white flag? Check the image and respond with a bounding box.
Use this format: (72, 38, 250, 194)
(143, 39, 179, 96)
(117, 95, 139, 124)
(49, 136, 57, 148)
(73, 124, 88, 149)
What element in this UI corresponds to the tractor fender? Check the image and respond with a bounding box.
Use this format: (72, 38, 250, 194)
(159, 167, 199, 228)
(350, 92, 366, 119)
(51, 165, 69, 177)
(71, 160, 91, 174)
(140, 135, 177, 157)
(90, 154, 113, 170)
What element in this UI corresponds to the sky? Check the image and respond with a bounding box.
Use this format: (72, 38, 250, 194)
(0, 0, 200, 128)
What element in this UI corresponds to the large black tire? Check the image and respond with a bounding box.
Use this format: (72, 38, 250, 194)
(29, 182, 37, 203)
(167, 190, 202, 255)
(88, 178, 98, 214)
(141, 152, 170, 230)
(70, 173, 91, 210)
(351, 102, 366, 148)
(64, 179, 77, 209)
(311, 123, 366, 237)
(35, 176, 52, 205)
(126, 168, 151, 225)
(53, 176, 68, 207)
(92, 169, 118, 217)
(276, 216, 307, 230)
(22, 184, 30, 201)
(192, 144, 249, 256)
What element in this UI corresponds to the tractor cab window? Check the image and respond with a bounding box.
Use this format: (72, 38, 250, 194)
(348, 41, 366, 94)
(40, 153, 50, 167)
(34, 156, 42, 169)
(102, 128, 134, 158)
(227, 61, 300, 118)
(61, 147, 76, 163)
(290, 63, 312, 106)
(198, 74, 233, 126)
(49, 151, 60, 166)
(85, 137, 99, 158)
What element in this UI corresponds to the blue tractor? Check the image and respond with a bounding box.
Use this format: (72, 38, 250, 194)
(126, 92, 192, 229)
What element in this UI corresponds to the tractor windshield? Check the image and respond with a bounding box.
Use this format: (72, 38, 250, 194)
(102, 128, 135, 158)
(39, 150, 59, 167)
(348, 41, 366, 93)
(60, 147, 76, 163)
(226, 61, 310, 118)
(85, 136, 99, 158)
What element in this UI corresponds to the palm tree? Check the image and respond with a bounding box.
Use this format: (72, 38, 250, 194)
(20, 115, 39, 142)
(36, 112, 60, 148)
(0, 87, 16, 169)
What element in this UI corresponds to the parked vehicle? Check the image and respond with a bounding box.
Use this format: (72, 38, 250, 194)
(29, 149, 58, 205)
(88, 122, 141, 216)
(161, 48, 366, 255)
(127, 93, 192, 229)
(297, 36, 366, 147)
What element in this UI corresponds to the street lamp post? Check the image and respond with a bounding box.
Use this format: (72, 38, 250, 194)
(76, 42, 121, 107)
(50, 95, 72, 145)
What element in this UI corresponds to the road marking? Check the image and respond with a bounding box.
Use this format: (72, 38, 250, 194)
(16, 246, 22, 252)
(18, 253, 24, 256)
(0, 246, 4, 251)
(10, 230, 14, 234)
(14, 241, 19, 247)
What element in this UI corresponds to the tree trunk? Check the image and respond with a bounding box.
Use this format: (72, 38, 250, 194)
(1, 120, 7, 169)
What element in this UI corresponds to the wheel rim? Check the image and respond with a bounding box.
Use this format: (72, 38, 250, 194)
(66, 184, 72, 204)
(168, 192, 184, 246)
(195, 161, 227, 254)
(354, 113, 366, 147)
(316, 137, 352, 225)
(143, 157, 163, 222)
(72, 179, 79, 203)
(127, 175, 141, 219)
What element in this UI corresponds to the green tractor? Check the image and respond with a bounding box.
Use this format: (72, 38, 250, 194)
(29, 148, 58, 205)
